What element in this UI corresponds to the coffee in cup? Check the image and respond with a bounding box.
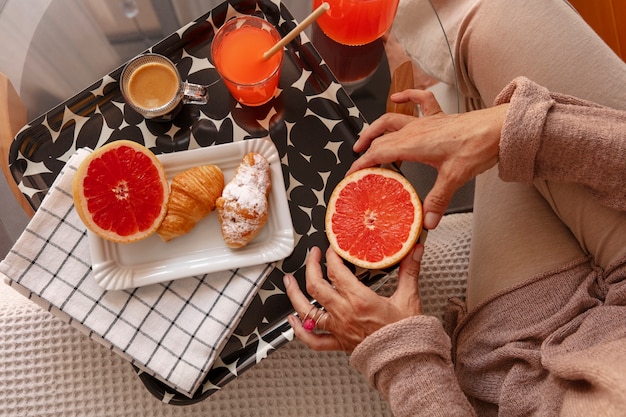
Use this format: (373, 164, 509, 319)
(120, 53, 208, 120)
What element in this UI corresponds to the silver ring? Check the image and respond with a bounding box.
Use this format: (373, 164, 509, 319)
(303, 306, 317, 322)
(316, 312, 330, 333)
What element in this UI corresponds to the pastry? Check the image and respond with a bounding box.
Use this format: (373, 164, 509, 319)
(157, 164, 224, 242)
(216, 153, 272, 248)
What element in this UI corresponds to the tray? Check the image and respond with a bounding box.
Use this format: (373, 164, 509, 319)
(8, 0, 386, 404)
(90, 139, 294, 290)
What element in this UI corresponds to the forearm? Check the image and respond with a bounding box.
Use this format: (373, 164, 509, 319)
(350, 316, 475, 417)
(496, 77, 626, 211)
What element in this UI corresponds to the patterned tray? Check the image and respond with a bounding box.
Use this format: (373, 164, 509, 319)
(8, 0, 387, 405)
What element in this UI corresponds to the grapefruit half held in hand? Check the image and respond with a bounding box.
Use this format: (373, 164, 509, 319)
(325, 167, 423, 270)
(72, 140, 170, 243)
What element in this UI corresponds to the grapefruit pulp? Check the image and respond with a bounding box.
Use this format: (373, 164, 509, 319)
(325, 167, 422, 269)
(72, 140, 169, 243)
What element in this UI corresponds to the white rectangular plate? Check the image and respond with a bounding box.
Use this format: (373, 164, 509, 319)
(89, 139, 295, 290)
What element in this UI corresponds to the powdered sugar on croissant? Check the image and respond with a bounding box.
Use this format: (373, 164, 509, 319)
(216, 152, 271, 248)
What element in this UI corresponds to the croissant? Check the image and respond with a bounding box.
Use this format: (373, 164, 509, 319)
(216, 152, 272, 248)
(157, 164, 224, 242)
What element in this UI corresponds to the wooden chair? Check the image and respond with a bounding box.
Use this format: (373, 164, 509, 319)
(569, 0, 625, 61)
(0, 72, 34, 217)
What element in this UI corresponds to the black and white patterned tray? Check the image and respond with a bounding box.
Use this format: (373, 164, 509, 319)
(8, 0, 388, 404)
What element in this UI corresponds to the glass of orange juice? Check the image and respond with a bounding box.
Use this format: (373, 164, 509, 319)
(313, 0, 400, 46)
(211, 16, 284, 106)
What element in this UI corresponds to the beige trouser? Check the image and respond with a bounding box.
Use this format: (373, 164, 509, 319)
(394, 0, 626, 310)
(451, 0, 626, 310)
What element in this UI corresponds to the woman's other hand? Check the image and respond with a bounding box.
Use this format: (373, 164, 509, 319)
(284, 245, 424, 353)
(349, 89, 508, 229)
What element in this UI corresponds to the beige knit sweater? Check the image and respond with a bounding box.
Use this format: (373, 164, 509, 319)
(350, 78, 626, 416)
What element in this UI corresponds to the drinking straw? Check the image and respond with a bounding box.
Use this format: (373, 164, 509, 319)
(263, 2, 330, 60)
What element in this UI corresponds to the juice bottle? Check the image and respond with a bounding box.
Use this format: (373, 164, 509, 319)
(313, 0, 399, 46)
(311, 22, 384, 90)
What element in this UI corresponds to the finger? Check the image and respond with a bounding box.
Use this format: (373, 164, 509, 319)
(348, 135, 406, 174)
(287, 315, 344, 351)
(421, 172, 463, 229)
(324, 248, 381, 315)
(353, 113, 415, 154)
(390, 89, 443, 116)
(324, 247, 365, 294)
(347, 151, 384, 175)
(304, 247, 344, 307)
(395, 244, 423, 296)
(352, 122, 386, 154)
(412, 90, 443, 116)
(390, 244, 424, 315)
(284, 248, 329, 316)
(284, 272, 338, 339)
(283, 273, 314, 318)
(284, 247, 331, 315)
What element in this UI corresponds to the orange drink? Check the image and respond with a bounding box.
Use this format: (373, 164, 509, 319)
(313, 0, 399, 46)
(212, 16, 283, 106)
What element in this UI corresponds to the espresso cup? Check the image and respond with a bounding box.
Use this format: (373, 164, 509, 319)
(120, 53, 208, 120)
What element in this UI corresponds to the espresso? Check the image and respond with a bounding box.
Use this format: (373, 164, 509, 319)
(127, 62, 179, 110)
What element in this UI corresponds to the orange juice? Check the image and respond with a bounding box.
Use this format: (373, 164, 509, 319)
(212, 17, 283, 106)
(313, 0, 399, 46)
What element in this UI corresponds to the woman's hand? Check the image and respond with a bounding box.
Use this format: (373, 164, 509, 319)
(284, 245, 424, 353)
(349, 89, 508, 229)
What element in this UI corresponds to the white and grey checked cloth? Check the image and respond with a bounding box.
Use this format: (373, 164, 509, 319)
(0, 148, 274, 398)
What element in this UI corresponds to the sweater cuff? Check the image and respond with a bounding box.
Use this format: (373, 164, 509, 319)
(350, 315, 451, 389)
(494, 77, 554, 183)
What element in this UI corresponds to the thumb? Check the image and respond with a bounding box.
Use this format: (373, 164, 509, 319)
(392, 244, 424, 314)
(395, 243, 423, 294)
(422, 176, 455, 229)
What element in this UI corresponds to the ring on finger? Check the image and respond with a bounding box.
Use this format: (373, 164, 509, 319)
(316, 311, 330, 333)
(303, 306, 317, 322)
(302, 306, 322, 332)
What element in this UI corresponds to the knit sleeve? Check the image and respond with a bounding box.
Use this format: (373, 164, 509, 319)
(495, 77, 626, 211)
(349, 316, 476, 417)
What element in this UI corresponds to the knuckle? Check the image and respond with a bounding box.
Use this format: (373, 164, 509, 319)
(428, 193, 451, 210)
(422, 89, 436, 100)
(305, 280, 321, 298)
(350, 297, 370, 316)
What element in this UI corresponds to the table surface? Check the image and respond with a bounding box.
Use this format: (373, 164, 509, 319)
(1, 0, 457, 404)
(4, 0, 399, 122)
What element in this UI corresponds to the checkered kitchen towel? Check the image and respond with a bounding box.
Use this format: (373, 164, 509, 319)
(0, 148, 274, 398)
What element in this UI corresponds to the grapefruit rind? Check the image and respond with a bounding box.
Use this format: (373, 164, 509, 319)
(72, 140, 170, 244)
(325, 167, 422, 270)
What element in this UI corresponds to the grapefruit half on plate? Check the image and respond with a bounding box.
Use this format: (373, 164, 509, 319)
(325, 167, 422, 270)
(72, 140, 170, 243)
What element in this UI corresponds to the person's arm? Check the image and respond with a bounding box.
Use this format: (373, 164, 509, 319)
(351, 77, 626, 228)
(350, 316, 476, 417)
(284, 245, 476, 416)
(496, 77, 626, 211)
(349, 90, 506, 229)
